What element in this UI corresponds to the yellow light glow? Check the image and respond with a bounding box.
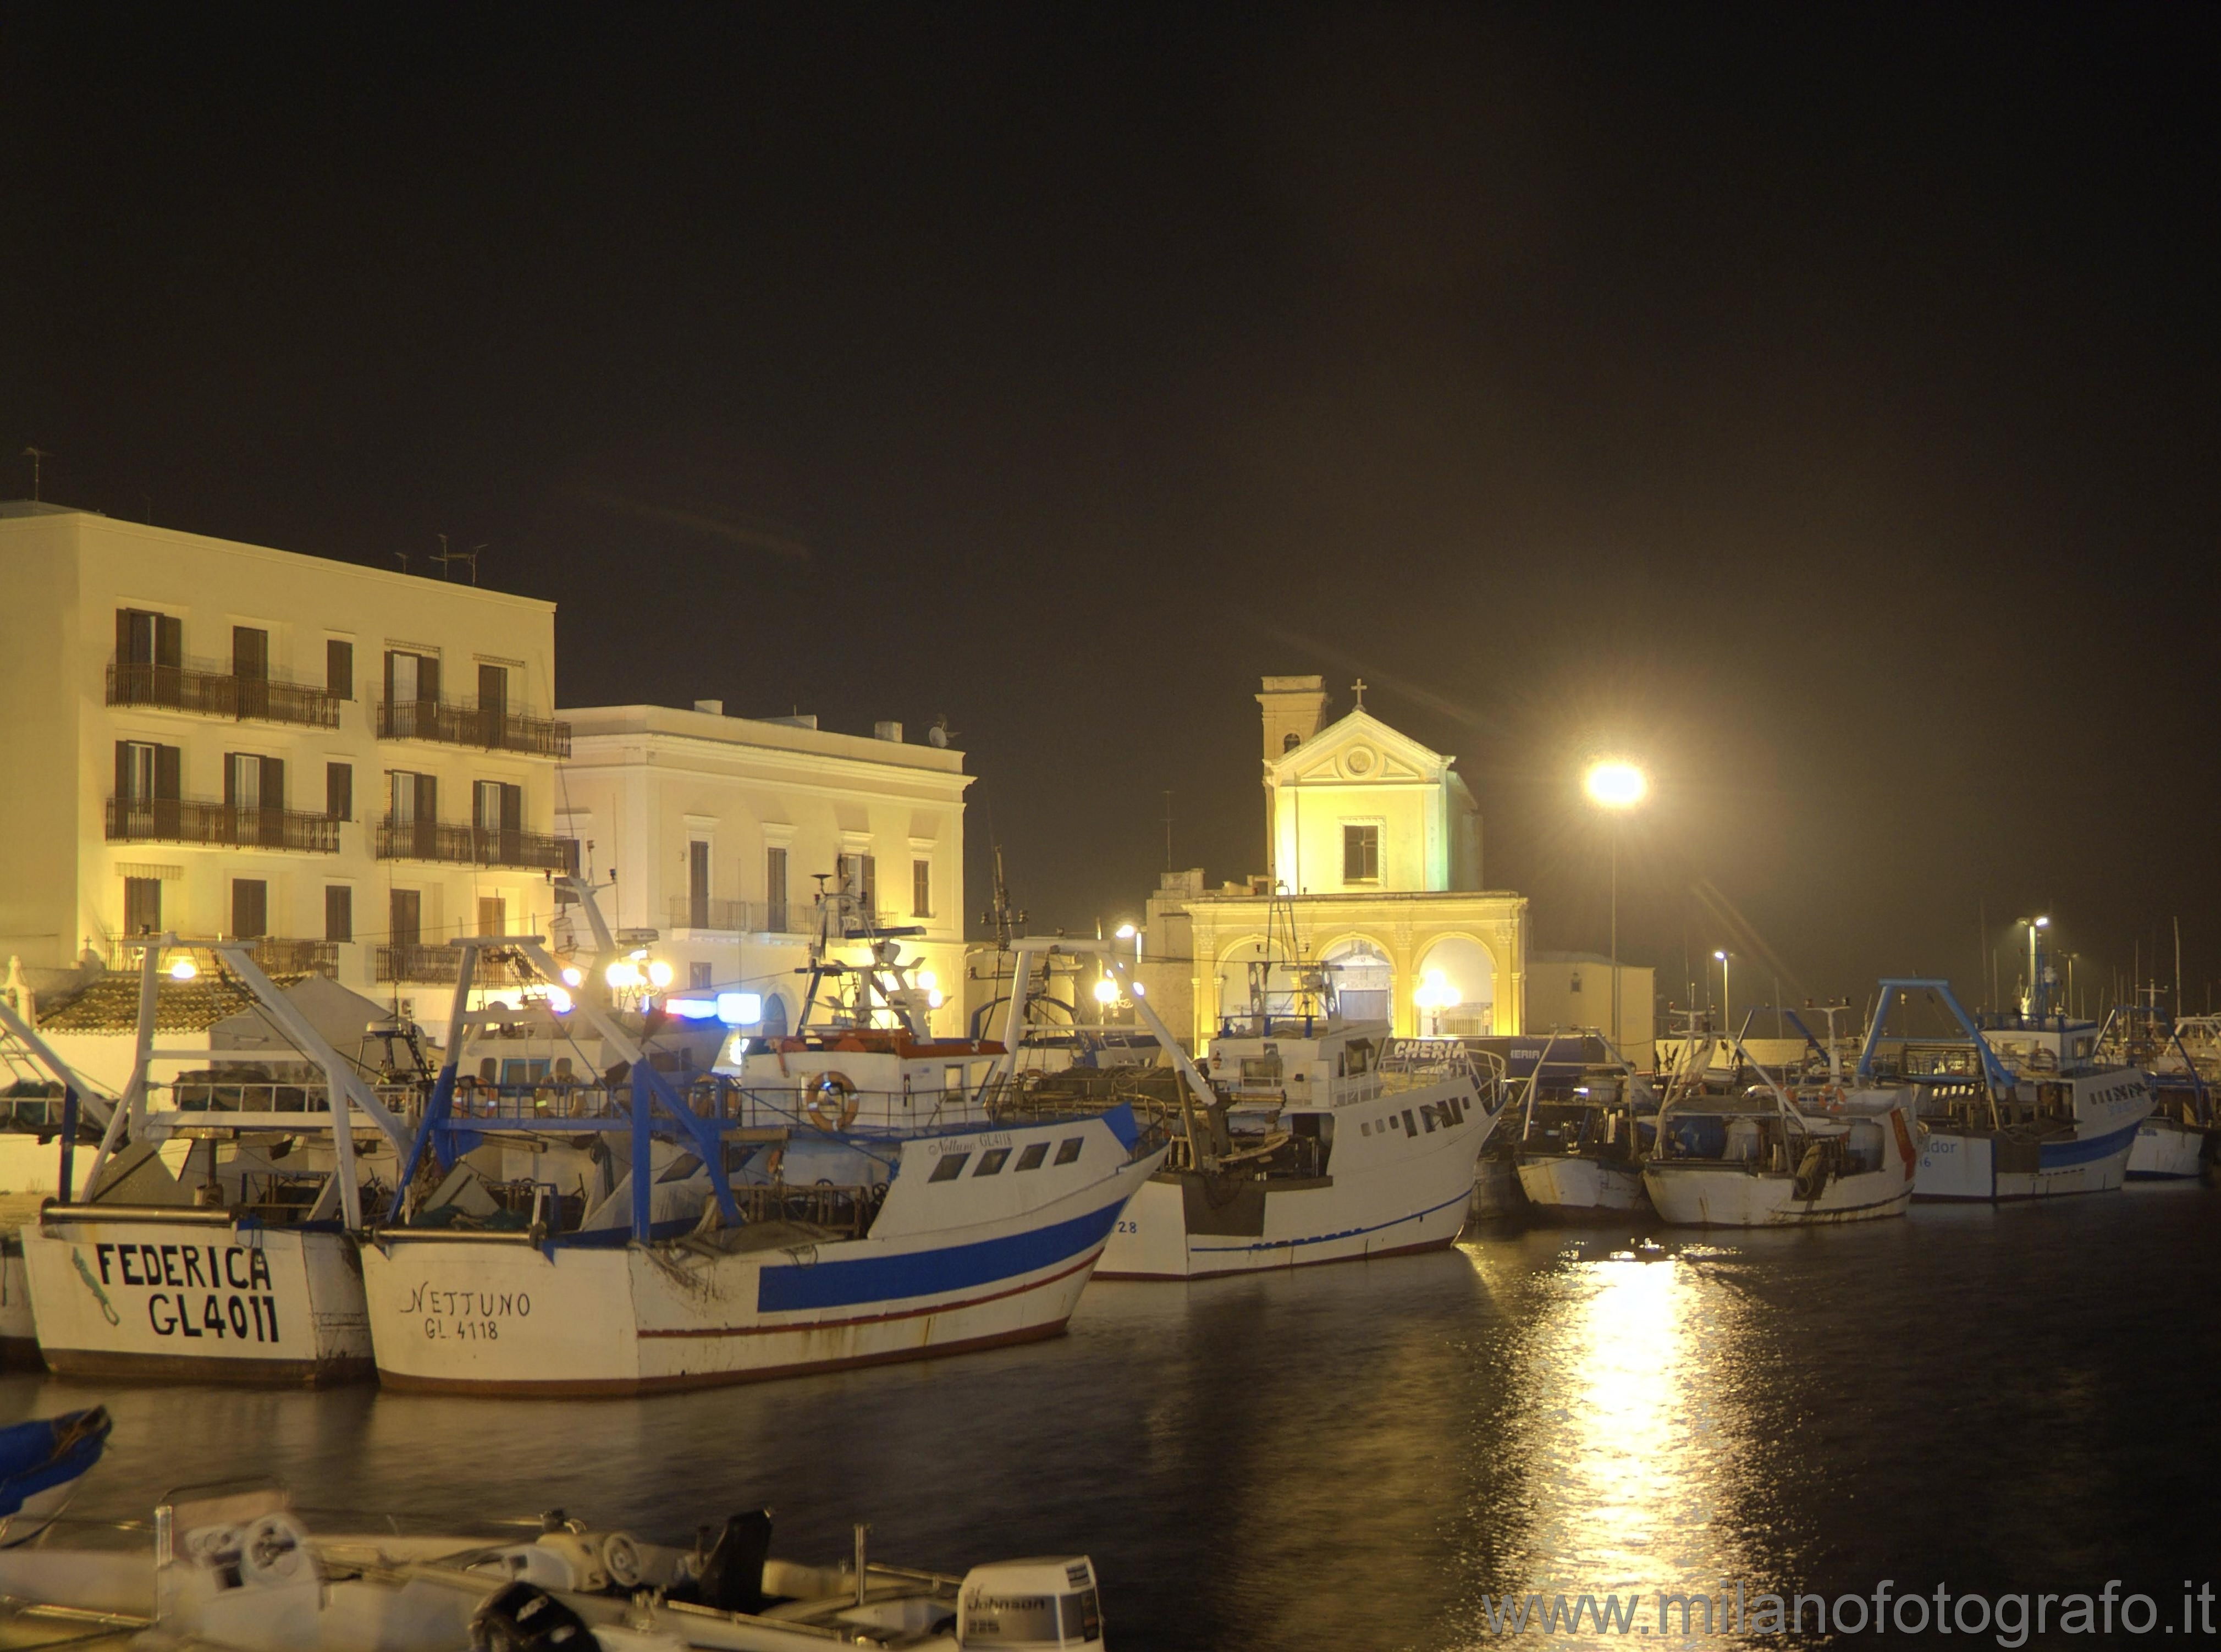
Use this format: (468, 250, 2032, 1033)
(560, 966, 585, 988)
(1584, 758, 1647, 810)
(1414, 968, 1461, 1010)
(927, 989, 944, 1009)
(916, 968, 939, 993)
(167, 957, 199, 981)
(646, 959, 675, 990)
(1115, 922, 1137, 939)
(543, 986, 574, 1014)
(605, 960, 642, 989)
(1092, 977, 1120, 1006)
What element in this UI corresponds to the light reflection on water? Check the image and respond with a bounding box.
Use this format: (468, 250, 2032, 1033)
(2, 1190, 2217, 1651)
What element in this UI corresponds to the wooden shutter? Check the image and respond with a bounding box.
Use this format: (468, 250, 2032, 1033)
(327, 639, 352, 700)
(261, 756, 285, 812)
(325, 885, 352, 943)
(153, 744, 180, 800)
(500, 784, 522, 833)
(389, 888, 421, 949)
(233, 627, 268, 680)
(326, 762, 351, 821)
(418, 654, 440, 704)
(478, 663, 506, 713)
(156, 615, 180, 668)
(115, 608, 137, 663)
(114, 741, 133, 803)
(232, 879, 268, 940)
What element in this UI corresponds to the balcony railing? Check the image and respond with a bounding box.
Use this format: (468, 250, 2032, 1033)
(109, 937, 338, 976)
(374, 944, 536, 986)
(108, 661, 341, 729)
(375, 817, 572, 870)
(106, 797, 340, 853)
(377, 697, 571, 757)
(668, 895, 773, 933)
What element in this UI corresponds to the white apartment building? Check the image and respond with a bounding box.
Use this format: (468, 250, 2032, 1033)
(555, 704, 971, 1038)
(0, 504, 567, 1033)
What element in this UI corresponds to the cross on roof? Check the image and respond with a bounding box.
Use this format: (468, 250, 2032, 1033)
(1351, 678, 1367, 709)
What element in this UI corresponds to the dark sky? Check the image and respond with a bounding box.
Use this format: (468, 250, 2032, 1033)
(7, 8, 2217, 1015)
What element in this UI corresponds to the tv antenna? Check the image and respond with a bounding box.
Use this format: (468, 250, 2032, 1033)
(429, 535, 484, 584)
(21, 447, 52, 503)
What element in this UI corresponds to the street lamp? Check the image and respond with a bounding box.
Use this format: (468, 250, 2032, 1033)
(1713, 950, 1731, 1034)
(1583, 758, 1648, 1044)
(1414, 969, 1459, 1037)
(2020, 916, 2050, 1018)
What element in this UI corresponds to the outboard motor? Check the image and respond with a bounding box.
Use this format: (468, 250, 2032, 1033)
(956, 1557, 1104, 1649)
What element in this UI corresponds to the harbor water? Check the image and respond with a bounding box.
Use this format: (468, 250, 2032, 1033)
(4, 1186, 2216, 1649)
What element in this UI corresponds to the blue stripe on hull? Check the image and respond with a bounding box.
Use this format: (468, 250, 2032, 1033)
(2037, 1120, 2142, 1170)
(756, 1198, 1125, 1314)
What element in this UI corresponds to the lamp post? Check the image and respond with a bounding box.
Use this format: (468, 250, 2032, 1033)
(1583, 758, 1647, 1045)
(2020, 915, 2050, 1017)
(1713, 950, 1731, 1034)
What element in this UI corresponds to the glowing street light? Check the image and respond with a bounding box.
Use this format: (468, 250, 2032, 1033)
(167, 955, 198, 982)
(2020, 916, 2052, 1018)
(1714, 950, 1732, 1032)
(1414, 968, 1460, 1037)
(1583, 757, 1648, 1043)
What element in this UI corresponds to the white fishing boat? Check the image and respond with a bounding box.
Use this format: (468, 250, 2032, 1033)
(1509, 1032, 1654, 1215)
(1643, 1023, 1922, 1227)
(15, 940, 414, 1383)
(0, 1479, 1106, 1650)
(1858, 978, 2154, 1202)
(1072, 950, 1505, 1280)
(2102, 1007, 2217, 1181)
(363, 902, 1165, 1395)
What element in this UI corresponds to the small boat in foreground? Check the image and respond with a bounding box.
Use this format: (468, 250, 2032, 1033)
(0, 1479, 1105, 1649)
(0, 1406, 110, 1546)
(2106, 1008, 2218, 1181)
(1511, 1032, 1654, 1216)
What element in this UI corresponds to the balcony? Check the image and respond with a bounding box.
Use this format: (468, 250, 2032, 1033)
(377, 697, 571, 757)
(375, 944, 536, 986)
(108, 661, 341, 729)
(375, 817, 572, 871)
(106, 797, 340, 853)
(107, 936, 338, 977)
(667, 895, 776, 933)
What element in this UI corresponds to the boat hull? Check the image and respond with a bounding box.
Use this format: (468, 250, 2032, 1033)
(2126, 1117, 2209, 1181)
(365, 1119, 1162, 1396)
(0, 1244, 35, 1368)
(1643, 1160, 1914, 1226)
(21, 1212, 370, 1384)
(1516, 1154, 1647, 1213)
(1095, 1080, 1490, 1279)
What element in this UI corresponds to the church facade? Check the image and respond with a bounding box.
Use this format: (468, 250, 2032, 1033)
(1136, 675, 1528, 1051)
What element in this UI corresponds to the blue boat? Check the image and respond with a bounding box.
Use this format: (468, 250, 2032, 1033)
(0, 1407, 111, 1545)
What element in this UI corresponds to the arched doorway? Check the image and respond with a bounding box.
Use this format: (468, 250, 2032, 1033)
(1321, 937, 1393, 1025)
(1415, 937, 1496, 1036)
(1215, 937, 1298, 1030)
(759, 991, 790, 1039)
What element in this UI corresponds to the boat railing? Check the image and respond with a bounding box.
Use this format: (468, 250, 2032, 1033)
(157, 1079, 422, 1120)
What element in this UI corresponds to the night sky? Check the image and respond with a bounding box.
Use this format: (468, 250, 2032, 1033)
(7, 8, 2217, 1016)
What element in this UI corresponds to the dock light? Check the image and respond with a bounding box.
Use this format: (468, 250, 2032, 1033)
(926, 989, 944, 1009)
(605, 959, 643, 990)
(1583, 759, 1647, 810)
(167, 956, 199, 981)
(2032, 916, 2051, 929)
(715, 991, 762, 1026)
(1115, 922, 1137, 939)
(1093, 977, 1120, 1006)
(666, 997, 721, 1021)
(543, 986, 574, 1015)
(1132, 981, 1146, 996)
(560, 965, 585, 988)
(646, 959, 675, 990)
(916, 968, 939, 993)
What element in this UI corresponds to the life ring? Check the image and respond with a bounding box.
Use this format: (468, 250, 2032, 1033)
(806, 1072, 859, 1132)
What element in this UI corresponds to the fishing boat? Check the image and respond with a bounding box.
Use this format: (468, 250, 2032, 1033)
(1072, 949, 1507, 1279)
(16, 939, 414, 1383)
(1509, 1031, 1655, 1215)
(1642, 1021, 1922, 1226)
(0, 1407, 109, 1547)
(2098, 1005, 2218, 1181)
(1856, 977, 2154, 1201)
(362, 895, 1165, 1395)
(0, 1478, 1106, 1650)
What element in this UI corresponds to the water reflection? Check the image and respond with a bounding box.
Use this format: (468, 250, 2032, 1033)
(1451, 1234, 1759, 1641)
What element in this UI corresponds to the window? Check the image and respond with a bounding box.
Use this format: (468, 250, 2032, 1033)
(227, 753, 285, 844)
(840, 852, 876, 919)
(688, 840, 710, 928)
(124, 877, 162, 935)
(1015, 1142, 1048, 1171)
(326, 639, 353, 700)
(113, 742, 182, 838)
(1283, 730, 1302, 753)
(231, 879, 268, 940)
(1054, 1137, 1084, 1166)
(384, 649, 439, 704)
(389, 888, 422, 949)
(1342, 823, 1380, 883)
(325, 885, 352, 943)
(232, 626, 268, 680)
(765, 847, 789, 933)
(115, 608, 181, 668)
(326, 762, 352, 821)
(477, 663, 507, 714)
(473, 780, 521, 833)
(389, 771, 433, 822)
(928, 1152, 971, 1182)
(690, 962, 714, 990)
(912, 858, 932, 917)
(477, 896, 506, 937)
(974, 1148, 1011, 1176)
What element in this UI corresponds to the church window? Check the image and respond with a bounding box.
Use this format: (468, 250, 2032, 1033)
(1343, 823, 1380, 883)
(1282, 731, 1301, 753)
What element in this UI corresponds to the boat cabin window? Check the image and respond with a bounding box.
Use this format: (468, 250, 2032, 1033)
(1055, 1137, 1084, 1165)
(945, 1065, 966, 1092)
(1240, 1055, 1282, 1084)
(929, 1153, 971, 1182)
(1063, 1589, 1103, 1640)
(975, 1148, 1011, 1176)
(1341, 1039, 1374, 1077)
(1015, 1143, 1048, 1171)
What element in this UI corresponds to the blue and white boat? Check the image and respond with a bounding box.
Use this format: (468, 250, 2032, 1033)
(361, 889, 1165, 1395)
(1858, 979, 2153, 1202)
(0, 1406, 110, 1546)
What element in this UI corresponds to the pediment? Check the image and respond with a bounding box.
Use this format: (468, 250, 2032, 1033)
(1272, 709, 1449, 786)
